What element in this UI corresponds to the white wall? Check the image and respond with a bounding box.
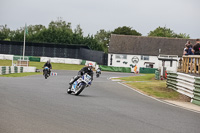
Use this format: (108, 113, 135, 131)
(0, 54, 13, 60)
(40, 57, 82, 65)
(108, 54, 178, 72)
(158, 60, 178, 72)
(23, 67, 36, 72)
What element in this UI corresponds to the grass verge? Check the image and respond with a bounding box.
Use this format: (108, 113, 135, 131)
(29, 61, 85, 70)
(117, 74, 190, 101)
(0, 60, 12, 66)
(0, 72, 42, 77)
(0, 60, 85, 70)
(0, 60, 85, 77)
(119, 74, 155, 81)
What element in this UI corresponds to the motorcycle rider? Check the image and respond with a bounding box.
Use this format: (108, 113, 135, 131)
(43, 60, 52, 75)
(69, 63, 94, 88)
(96, 67, 101, 74)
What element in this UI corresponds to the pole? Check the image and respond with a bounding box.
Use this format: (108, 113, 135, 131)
(22, 23, 26, 60)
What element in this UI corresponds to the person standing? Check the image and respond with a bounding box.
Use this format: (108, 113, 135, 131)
(43, 60, 52, 75)
(134, 65, 137, 73)
(183, 41, 193, 55)
(193, 39, 200, 55)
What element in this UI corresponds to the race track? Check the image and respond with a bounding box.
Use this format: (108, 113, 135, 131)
(0, 70, 200, 133)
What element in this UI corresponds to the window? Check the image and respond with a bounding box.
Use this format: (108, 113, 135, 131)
(141, 55, 149, 60)
(115, 54, 127, 59)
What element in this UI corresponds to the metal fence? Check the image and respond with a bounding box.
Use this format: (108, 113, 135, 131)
(0, 41, 108, 65)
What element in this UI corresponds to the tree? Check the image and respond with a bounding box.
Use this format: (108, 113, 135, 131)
(148, 26, 174, 38)
(74, 24, 83, 36)
(0, 19, 109, 51)
(148, 26, 190, 39)
(25, 24, 46, 42)
(11, 27, 24, 41)
(112, 26, 142, 36)
(37, 19, 73, 44)
(72, 24, 84, 44)
(95, 29, 111, 53)
(0, 24, 11, 40)
(83, 35, 103, 51)
(173, 33, 190, 39)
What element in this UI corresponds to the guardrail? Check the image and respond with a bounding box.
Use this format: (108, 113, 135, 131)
(167, 72, 200, 106)
(0, 66, 36, 75)
(181, 55, 200, 74)
(0, 66, 23, 75)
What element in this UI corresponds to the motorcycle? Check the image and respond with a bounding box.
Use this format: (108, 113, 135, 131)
(43, 67, 49, 79)
(96, 69, 101, 78)
(67, 73, 92, 95)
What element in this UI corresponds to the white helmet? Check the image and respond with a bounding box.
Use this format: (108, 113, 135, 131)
(88, 63, 93, 70)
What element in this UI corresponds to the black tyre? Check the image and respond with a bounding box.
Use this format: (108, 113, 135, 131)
(67, 85, 72, 94)
(96, 73, 99, 78)
(74, 83, 86, 96)
(44, 71, 48, 79)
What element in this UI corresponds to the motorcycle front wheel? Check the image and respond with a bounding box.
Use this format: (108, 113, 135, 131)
(74, 83, 86, 96)
(67, 85, 72, 94)
(44, 71, 48, 79)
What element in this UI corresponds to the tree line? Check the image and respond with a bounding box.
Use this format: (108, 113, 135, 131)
(0, 19, 190, 53)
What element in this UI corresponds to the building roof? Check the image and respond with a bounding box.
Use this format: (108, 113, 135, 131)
(108, 34, 196, 56)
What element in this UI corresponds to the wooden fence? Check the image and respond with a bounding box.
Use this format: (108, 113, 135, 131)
(181, 55, 200, 74)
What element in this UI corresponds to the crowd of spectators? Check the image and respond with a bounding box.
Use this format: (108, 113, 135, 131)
(183, 39, 200, 55)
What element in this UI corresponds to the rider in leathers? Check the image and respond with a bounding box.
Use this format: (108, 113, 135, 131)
(43, 60, 52, 75)
(69, 63, 93, 88)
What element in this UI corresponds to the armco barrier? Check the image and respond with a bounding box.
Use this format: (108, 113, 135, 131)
(155, 70, 160, 80)
(167, 72, 200, 106)
(0, 66, 36, 75)
(99, 65, 131, 73)
(29, 56, 40, 62)
(140, 67, 157, 73)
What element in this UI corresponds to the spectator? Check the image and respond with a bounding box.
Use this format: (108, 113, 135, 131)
(184, 45, 193, 55)
(134, 65, 137, 73)
(183, 41, 192, 55)
(193, 39, 200, 55)
(186, 41, 192, 48)
(183, 43, 188, 55)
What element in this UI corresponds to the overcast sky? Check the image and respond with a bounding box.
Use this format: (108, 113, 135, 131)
(0, 0, 200, 39)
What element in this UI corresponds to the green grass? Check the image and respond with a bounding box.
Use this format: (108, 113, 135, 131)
(118, 74, 183, 100)
(0, 60, 12, 66)
(119, 74, 155, 81)
(0, 60, 85, 70)
(0, 72, 42, 77)
(29, 61, 85, 70)
(126, 81, 181, 99)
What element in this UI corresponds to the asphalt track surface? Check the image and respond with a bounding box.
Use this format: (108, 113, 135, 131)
(0, 70, 200, 133)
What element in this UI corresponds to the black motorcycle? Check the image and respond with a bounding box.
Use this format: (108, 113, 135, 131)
(43, 67, 49, 79)
(96, 69, 101, 78)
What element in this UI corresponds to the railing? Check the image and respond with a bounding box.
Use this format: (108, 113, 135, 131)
(181, 55, 200, 74)
(167, 72, 200, 106)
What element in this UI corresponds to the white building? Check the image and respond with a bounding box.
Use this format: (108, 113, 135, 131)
(108, 34, 195, 72)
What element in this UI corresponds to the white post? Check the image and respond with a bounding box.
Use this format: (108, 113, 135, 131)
(22, 23, 26, 60)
